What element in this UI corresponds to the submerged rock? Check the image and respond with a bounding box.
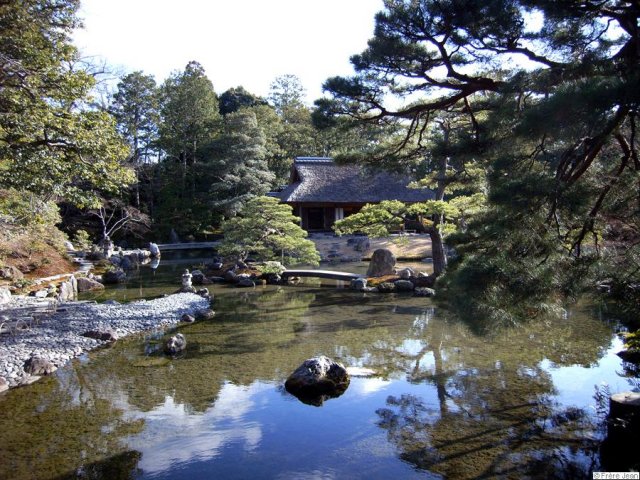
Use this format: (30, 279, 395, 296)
(195, 308, 215, 321)
(285, 356, 350, 406)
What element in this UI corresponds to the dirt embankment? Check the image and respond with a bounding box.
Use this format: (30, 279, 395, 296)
(0, 228, 76, 289)
(310, 234, 433, 261)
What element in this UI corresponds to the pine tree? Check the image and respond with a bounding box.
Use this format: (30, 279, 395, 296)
(318, 0, 640, 321)
(219, 196, 320, 266)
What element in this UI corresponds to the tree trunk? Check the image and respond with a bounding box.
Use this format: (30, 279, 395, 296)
(429, 226, 447, 276)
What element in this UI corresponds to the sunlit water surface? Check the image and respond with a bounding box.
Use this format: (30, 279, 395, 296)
(0, 251, 635, 479)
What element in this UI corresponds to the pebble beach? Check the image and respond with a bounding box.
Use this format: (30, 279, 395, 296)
(0, 293, 210, 389)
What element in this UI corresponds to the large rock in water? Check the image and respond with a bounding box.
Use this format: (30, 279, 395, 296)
(103, 268, 127, 284)
(366, 249, 396, 277)
(164, 333, 187, 355)
(285, 356, 350, 406)
(149, 242, 161, 258)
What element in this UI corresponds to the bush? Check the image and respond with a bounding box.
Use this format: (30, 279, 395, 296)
(73, 229, 93, 251)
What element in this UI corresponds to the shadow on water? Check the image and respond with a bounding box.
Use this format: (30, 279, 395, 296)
(53, 451, 142, 480)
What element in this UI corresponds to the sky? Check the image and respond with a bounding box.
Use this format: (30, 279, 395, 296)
(72, 0, 384, 104)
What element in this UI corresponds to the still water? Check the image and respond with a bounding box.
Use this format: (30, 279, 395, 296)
(0, 252, 635, 479)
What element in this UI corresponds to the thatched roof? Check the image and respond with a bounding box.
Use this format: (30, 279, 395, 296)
(278, 157, 435, 204)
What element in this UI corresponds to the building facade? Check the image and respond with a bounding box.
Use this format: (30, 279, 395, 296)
(276, 157, 435, 231)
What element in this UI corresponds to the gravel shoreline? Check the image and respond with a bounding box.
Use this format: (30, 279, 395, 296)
(0, 293, 210, 390)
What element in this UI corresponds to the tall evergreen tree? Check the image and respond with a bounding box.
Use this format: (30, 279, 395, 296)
(267, 74, 324, 180)
(218, 86, 267, 116)
(158, 61, 221, 166)
(318, 0, 639, 321)
(111, 71, 159, 166)
(155, 61, 222, 235)
(208, 111, 275, 215)
(111, 71, 159, 209)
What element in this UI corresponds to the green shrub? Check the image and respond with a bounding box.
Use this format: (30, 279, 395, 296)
(73, 229, 93, 251)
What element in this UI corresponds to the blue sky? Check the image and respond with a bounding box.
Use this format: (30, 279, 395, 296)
(73, 0, 383, 104)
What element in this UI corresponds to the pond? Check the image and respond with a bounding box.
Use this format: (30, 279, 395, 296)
(0, 252, 635, 479)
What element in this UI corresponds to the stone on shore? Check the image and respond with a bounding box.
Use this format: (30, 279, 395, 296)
(24, 356, 57, 376)
(149, 242, 161, 258)
(397, 267, 415, 279)
(224, 270, 239, 283)
(82, 328, 118, 342)
(412, 274, 437, 288)
(0, 376, 8, 393)
(376, 282, 396, 293)
(414, 287, 436, 297)
(394, 279, 415, 292)
(366, 249, 396, 277)
(0, 265, 24, 281)
(285, 355, 350, 406)
(181, 313, 195, 323)
(76, 277, 105, 292)
(236, 275, 255, 288)
(58, 279, 76, 302)
(191, 270, 206, 285)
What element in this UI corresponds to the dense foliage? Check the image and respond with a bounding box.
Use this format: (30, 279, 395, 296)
(0, 0, 133, 208)
(218, 196, 320, 266)
(318, 0, 640, 322)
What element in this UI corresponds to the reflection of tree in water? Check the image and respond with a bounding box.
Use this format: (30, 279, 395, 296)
(374, 306, 615, 478)
(0, 366, 144, 480)
(376, 393, 597, 478)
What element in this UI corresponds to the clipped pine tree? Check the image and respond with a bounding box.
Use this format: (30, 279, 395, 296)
(219, 196, 320, 266)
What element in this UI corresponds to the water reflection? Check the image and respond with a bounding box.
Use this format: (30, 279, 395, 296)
(127, 382, 269, 475)
(0, 283, 635, 479)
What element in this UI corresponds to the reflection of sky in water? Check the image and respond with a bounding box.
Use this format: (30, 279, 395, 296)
(127, 382, 270, 475)
(124, 375, 429, 479)
(541, 336, 629, 408)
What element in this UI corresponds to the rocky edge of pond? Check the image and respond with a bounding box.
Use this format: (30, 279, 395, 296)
(0, 292, 210, 391)
(186, 248, 438, 297)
